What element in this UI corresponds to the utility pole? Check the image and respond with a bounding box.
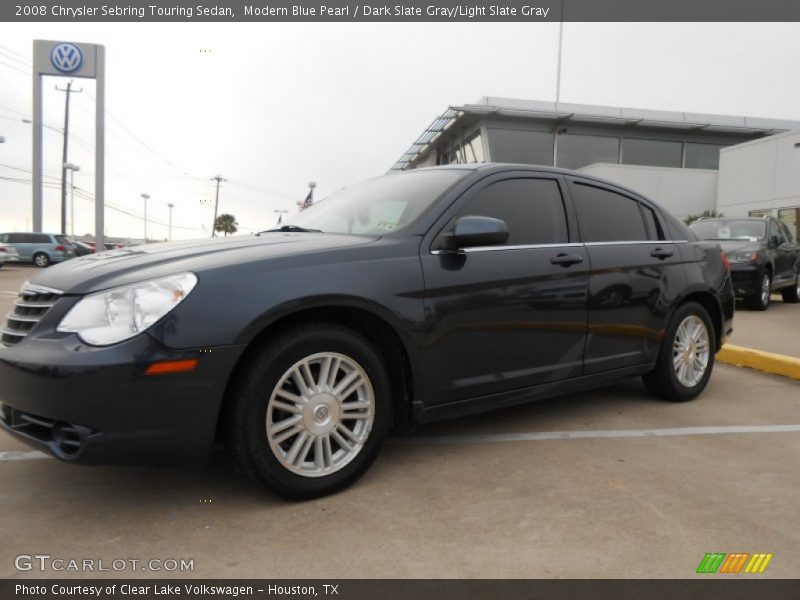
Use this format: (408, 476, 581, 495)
(56, 80, 82, 235)
(140, 193, 150, 241)
(211, 175, 226, 237)
(274, 209, 288, 225)
(167, 203, 174, 241)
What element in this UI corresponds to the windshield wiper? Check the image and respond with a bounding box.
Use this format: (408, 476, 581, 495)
(259, 225, 323, 234)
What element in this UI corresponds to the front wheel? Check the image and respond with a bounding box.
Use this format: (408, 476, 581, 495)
(643, 302, 716, 402)
(225, 323, 391, 499)
(744, 272, 771, 310)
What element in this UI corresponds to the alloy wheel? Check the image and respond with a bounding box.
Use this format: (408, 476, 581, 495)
(761, 274, 771, 306)
(266, 352, 375, 478)
(672, 315, 710, 387)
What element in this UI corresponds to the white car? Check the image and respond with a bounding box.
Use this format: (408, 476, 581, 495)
(0, 243, 20, 268)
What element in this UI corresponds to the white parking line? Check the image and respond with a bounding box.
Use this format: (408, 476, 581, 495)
(397, 424, 800, 446)
(2, 424, 799, 462)
(0, 450, 51, 462)
(1, 291, 19, 296)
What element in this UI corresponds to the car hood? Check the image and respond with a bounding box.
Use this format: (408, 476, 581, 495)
(28, 233, 377, 294)
(715, 240, 763, 254)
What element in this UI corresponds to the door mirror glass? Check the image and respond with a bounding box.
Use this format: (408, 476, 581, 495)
(451, 215, 509, 249)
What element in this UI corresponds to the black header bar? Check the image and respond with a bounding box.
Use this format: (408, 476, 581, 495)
(5, 0, 800, 22)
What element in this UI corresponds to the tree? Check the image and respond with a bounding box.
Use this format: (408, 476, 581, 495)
(214, 213, 238, 237)
(684, 209, 724, 225)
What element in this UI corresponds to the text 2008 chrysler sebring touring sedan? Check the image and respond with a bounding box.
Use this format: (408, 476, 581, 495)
(0, 165, 734, 498)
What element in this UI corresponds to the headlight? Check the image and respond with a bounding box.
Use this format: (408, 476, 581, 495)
(728, 251, 760, 263)
(57, 273, 197, 346)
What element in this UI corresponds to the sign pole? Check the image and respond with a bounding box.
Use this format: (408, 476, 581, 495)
(32, 50, 43, 232)
(95, 45, 105, 250)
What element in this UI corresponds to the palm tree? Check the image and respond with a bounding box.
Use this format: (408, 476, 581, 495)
(684, 209, 724, 225)
(214, 213, 238, 237)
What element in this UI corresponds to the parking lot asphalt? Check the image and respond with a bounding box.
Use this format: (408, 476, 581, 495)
(1, 264, 799, 579)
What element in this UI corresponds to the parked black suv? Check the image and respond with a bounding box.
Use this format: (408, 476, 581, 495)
(0, 165, 734, 498)
(689, 217, 800, 310)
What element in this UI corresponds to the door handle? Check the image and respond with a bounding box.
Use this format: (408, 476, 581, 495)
(550, 253, 584, 267)
(650, 248, 674, 260)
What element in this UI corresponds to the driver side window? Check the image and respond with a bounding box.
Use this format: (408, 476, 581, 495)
(454, 178, 568, 246)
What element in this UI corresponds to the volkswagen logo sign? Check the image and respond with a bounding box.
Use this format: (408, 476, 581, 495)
(50, 43, 83, 73)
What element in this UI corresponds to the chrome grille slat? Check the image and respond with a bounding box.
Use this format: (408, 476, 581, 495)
(1, 283, 62, 347)
(6, 312, 41, 323)
(14, 299, 56, 309)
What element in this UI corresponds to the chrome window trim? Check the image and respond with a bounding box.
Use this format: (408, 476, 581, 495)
(430, 240, 687, 255)
(584, 240, 687, 246)
(431, 242, 584, 255)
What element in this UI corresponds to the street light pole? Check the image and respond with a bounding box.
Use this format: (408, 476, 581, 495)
(64, 163, 80, 236)
(140, 193, 150, 242)
(167, 203, 174, 241)
(274, 209, 288, 225)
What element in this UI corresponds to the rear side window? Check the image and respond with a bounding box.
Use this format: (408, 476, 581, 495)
(27, 233, 51, 243)
(456, 178, 568, 246)
(572, 183, 648, 243)
(7, 233, 26, 243)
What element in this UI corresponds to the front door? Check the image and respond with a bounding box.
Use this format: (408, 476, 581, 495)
(419, 175, 589, 405)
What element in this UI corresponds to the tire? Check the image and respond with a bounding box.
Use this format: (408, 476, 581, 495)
(225, 322, 392, 499)
(642, 301, 716, 402)
(744, 271, 771, 311)
(33, 252, 50, 268)
(781, 272, 800, 304)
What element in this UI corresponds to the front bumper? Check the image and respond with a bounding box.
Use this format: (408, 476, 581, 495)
(0, 333, 244, 464)
(729, 264, 763, 297)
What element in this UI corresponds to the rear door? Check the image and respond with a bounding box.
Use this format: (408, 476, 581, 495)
(567, 178, 687, 374)
(419, 174, 589, 405)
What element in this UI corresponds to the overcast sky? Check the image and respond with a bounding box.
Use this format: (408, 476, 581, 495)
(1, 22, 799, 240)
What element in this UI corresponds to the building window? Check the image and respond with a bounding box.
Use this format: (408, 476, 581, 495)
(556, 134, 620, 170)
(622, 138, 683, 168)
(748, 209, 772, 218)
(778, 207, 799, 243)
(463, 132, 485, 164)
(685, 143, 722, 169)
(486, 128, 554, 166)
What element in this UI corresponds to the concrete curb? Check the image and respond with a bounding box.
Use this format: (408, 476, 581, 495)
(717, 344, 800, 381)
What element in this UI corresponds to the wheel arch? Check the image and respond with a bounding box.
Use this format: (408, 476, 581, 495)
(674, 290, 724, 351)
(216, 301, 416, 441)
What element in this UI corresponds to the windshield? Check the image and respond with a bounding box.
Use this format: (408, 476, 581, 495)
(275, 170, 467, 235)
(689, 219, 766, 241)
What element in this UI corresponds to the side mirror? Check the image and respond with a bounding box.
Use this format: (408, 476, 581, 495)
(769, 234, 780, 249)
(450, 215, 509, 249)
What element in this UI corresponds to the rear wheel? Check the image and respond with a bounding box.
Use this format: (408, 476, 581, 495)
(33, 252, 50, 268)
(744, 271, 771, 310)
(781, 271, 800, 304)
(643, 301, 716, 402)
(225, 323, 391, 499)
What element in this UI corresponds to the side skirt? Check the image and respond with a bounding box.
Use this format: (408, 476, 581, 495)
(414, 364, 655, 425)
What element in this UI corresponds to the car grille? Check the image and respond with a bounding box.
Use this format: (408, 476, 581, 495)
(1, 283, 62, 347)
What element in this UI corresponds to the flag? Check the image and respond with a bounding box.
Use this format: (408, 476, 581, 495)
(299, 187, 314, 211)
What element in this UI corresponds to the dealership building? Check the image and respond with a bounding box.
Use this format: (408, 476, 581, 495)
(391, 97, 800, 240)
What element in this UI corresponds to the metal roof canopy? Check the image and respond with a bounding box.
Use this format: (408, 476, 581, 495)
(390, 97, 800, 171)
